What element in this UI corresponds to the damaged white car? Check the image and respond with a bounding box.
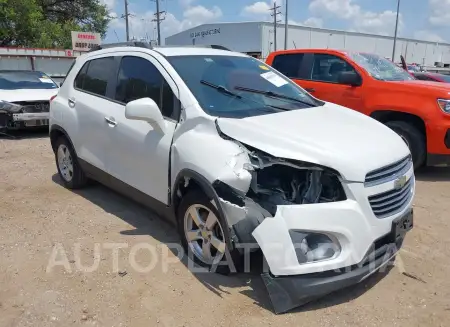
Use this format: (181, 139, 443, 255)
(49, 43, 415, 314)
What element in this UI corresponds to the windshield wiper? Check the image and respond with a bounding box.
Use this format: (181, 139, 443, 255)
(234, 86, 314, 106)
(200, 80, 288, 111)
(200, 80, 241, 98)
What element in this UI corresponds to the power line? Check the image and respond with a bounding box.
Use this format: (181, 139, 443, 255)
(392, 0, 401, 61)
(284, 0, 289, 50)
(151, 0, 166, 45)
(122, 0, 130, 41)
(269, 1, 282, 51)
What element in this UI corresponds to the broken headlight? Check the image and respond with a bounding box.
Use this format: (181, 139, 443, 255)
(248, 163, 347, 215)
(0, 100, 23, 113)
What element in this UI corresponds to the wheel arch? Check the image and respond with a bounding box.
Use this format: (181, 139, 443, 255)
(171, 169, 222, 216)
(50, 124, 76, 154)
(170, 169, 235, 241)
(370, 110, 427, 145)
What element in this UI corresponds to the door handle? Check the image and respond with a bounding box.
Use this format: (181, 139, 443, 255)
(104, 116, 117, 126)
(68, 97, 76, 107)
(305, 88, 315, 93)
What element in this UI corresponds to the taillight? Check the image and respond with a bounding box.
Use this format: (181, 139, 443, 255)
(50, 95, 57, 102)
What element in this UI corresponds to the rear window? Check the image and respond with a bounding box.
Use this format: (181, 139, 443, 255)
(74, 57, 115, 97)
(0, 71, 58, 90)
(271, 53, 305, 78)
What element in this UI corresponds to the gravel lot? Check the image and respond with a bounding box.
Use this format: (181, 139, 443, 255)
(1, 132, 450, 327)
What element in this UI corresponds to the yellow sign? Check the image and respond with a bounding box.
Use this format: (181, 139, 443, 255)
(259, 65, 270, 70)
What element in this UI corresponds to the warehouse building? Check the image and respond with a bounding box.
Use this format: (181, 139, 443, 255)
(166, 21, 450, 67)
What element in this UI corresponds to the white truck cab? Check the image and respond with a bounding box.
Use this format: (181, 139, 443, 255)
(49, 42, 415, 314)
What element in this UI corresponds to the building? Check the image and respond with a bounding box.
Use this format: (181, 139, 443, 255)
(166, 21, 450, 67)
(0, 47, 83, 83)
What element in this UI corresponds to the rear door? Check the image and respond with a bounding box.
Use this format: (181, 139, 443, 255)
(70, 56, 118, 172)
(271, 52, 316, 94)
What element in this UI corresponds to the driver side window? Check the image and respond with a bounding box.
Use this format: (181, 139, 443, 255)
(115, 56, 177, 120)
(311, 54, 357, 84)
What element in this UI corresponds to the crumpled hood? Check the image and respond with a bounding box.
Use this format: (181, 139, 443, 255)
(0, 89, 59, 103)
(217, 102, 410, 182)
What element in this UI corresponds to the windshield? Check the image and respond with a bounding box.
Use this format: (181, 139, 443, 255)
(346, 52, 415, 82)
(0, 71, 58, 90)
(166, 55, 322, 118)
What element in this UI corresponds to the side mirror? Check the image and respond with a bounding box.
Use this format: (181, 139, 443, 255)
(125, 98, 166, 133)
(337, 71, 362, 87)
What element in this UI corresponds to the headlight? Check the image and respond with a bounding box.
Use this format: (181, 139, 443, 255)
(0, 101, 23, 113)
(289, 230, 341, 263)
(437, 99, 450, 114)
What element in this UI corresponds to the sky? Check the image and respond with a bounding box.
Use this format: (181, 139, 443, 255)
(103, 0, 450, 44)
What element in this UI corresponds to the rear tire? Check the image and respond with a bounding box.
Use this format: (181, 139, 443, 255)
(177, 190, 241, 275)
(385, 121, 426, 169)
(54, 136, 88, 189)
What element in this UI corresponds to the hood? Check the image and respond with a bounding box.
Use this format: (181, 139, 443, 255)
(0, 89, 59, 102)
(392, 80, 450, 95)
(217, 102, 410, 182)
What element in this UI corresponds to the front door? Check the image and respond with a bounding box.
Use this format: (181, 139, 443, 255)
(300, 53, 365, 112)
(106, 53, 180, 205)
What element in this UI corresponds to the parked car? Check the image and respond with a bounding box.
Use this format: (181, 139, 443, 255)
(0, 70, 59, 132)
(50, 42, 414, 314)
(413, 72, 450, 83)
(266, 49, 450, 169)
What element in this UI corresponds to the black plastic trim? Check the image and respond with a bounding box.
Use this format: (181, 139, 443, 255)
(262, 241, 401, 314)
(426, 153, 450, 167)
(445, 129, 450, 149)
(49, 124, 76, 153)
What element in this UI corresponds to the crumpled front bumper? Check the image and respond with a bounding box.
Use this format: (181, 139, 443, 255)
(261, 239, 402, 314)
(251, 173, 414, 313)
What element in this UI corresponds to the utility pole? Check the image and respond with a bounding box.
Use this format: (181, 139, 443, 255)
(269, 1, 281, 51)
(123, 0, 130, 41)
(392, 0, 401, 61)
(152, 0, 165, 46)
(284, 0, 288, 50)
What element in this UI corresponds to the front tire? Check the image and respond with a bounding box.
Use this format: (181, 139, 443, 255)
(385, 121, 426, 169)
(55, 136, 88, 189)
(177, 190, 240, 274)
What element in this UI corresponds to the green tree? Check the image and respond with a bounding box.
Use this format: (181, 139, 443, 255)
(0, 0, 110, 48)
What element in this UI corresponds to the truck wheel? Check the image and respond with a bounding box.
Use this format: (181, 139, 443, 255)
(55, 136, 88, 189)
(177, 190, 240, 275)
(385, 121, 426, 169)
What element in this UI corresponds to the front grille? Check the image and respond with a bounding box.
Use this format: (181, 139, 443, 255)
(368, 176, 414, 218)
(365, 155, 412, 186)
(12, 101, 50, 113)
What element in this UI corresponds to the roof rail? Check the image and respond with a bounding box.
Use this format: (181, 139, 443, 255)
(88, 41, 153, 52)
(154, 44, 231, 51)
(207, 45, 231, 51)
(88, 42, 231, 53)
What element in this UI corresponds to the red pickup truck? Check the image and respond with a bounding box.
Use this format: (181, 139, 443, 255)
(266, 49, 450, 169)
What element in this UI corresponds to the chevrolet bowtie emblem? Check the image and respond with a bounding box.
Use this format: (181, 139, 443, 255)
(394, 175, 407, 190)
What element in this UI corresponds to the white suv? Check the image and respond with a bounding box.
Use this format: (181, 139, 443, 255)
(49, 42, 415, 314)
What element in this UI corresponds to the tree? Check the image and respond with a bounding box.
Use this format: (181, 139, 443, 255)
(0, 0, 110, 48)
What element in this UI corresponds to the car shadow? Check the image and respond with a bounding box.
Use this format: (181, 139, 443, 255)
(0, 128, 49, 140)
(51, 173, 394, 314)
(415, 166, 450, 182)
